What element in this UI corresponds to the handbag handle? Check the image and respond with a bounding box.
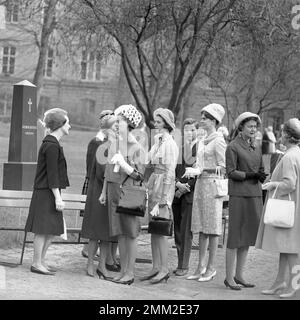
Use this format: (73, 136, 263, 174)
(271, 184, 291, 201)
(215, 167, 222, 179)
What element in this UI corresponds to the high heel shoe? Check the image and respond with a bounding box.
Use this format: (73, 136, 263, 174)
(261, 282, 287, 295)
(224, 279, 241, 291)
(198, 270, 216, 282)
(139, 271, 159, 282)
(96, 269, 113, 281)
(234, 277, 255, 288)
(186, 268, 207, 280)
(116, 278, 134, 285)
(279, 290, 296, 299)
(150, 273, 170, 284)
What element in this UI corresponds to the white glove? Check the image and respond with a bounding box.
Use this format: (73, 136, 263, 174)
(150, 203, 159, 217)
(182, 167, 201, 179)
(111, 152, 134, 175)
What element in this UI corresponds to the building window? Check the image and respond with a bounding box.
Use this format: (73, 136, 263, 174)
(43, 48, 54, 78)
(5, 0, 19, 23)
(2, 46, 16, 74)
(0, 92, 12, 116)
(80, 51, 101, 81)
(87, 99, 96, 114)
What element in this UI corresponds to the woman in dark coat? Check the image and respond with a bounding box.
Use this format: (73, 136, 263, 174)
(81, 112, 118, 279)
(224, 112, 267, 290)
(25, 108, 70, 275)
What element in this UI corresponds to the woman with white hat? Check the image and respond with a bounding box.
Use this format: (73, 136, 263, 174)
(256, 118, 300, 298)
(140, 108, 179, 284)
(101, 104, 145, 285)
(224, 112, 267, 290)
(183, 103, 227, 282)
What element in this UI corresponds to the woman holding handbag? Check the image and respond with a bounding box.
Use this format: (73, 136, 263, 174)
(101, 104, 145, 285)
(183, 103, 226, 282)
(140, 108, 179, 284)
(224, 112, 267, 290)
(25, 108, 70, 275)
(256, 118, 300, 298)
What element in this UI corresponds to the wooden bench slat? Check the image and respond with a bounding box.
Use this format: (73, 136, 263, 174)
(0, 199, 31, 207)
(0, 190, 32, 199)
(0, 199, 85, 210)
(0, 190, 86, 202)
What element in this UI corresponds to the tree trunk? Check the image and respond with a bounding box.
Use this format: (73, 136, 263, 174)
(32, 0, 58, 109)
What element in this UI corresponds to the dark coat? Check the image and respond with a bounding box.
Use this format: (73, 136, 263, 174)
(173, 142, 197, 204)
(226, 134, 264, 197)
(81, 139, 114, 241)
(33, 135, 69, 189)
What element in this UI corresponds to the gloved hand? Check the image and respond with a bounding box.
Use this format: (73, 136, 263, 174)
(182, 167, 201, 179)
(245, 172, 268, 183)
(245, 172, 260, 180)
(111, 153, 134, 175)
(258, 172, 268, 183)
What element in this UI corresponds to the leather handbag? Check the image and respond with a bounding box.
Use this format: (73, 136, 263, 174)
(116, 176, 148, 217)
(80, 176, 89, 216)
(213, 167, 228, 198)
(148, 215, 173, 236)
(264, 185, 295, 228)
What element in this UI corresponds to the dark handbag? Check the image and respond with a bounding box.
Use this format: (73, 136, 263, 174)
(116, 176, 148, 217)
(79, 176, 89, 216)
(148, 217, 173, 236)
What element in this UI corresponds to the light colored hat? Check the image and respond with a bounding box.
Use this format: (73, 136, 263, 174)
(284, 118, 300, 140)
(99, 109, 114, 120)
(201, 103, 225, 123)
(114, 104, 142, 128)
(153, 108, 176, 131)
(234, 112, 261, 129)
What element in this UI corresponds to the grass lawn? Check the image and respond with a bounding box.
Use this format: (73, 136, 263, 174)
(0, 122, 96, 193)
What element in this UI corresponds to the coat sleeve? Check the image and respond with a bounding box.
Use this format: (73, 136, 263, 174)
(277, 155, 297, 195)
(226, 144, 246, 181)
(215, 137, 226, 168)
(162, 140, 179, 184)
(45, 144, 60, 188)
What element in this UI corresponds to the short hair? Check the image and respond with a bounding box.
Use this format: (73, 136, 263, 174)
(283, 123, 300, 144)
(183, 118, 200, 129)
(43, 108, 68, 132)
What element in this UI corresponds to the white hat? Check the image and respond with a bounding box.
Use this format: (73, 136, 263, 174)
(234, 112, 261, 129)
(201, 103, 225, 123)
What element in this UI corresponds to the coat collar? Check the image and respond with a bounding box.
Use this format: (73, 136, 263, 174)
(43, 134, 59, 144)
(235, 133, 256, 151)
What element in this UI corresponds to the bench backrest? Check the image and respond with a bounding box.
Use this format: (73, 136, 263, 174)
(0, 190, 86, 211)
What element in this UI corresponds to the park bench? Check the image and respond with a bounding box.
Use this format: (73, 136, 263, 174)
(0, 189, 86, 267)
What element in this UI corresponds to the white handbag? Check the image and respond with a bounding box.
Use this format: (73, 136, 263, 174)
(213, 167, 228, 198)
(263, 185, 295, 228)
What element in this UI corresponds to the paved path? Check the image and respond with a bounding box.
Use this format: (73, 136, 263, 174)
(0, 234, 299, 300)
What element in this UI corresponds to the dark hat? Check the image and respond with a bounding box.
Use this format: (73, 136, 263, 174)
(43, 108, 68, 132)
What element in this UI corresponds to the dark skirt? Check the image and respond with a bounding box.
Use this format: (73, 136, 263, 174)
(81, 181, 116, 242)
(226, 196, 263, 249)
(25, 189, 64, 236)
(107, 182, 141, 238)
